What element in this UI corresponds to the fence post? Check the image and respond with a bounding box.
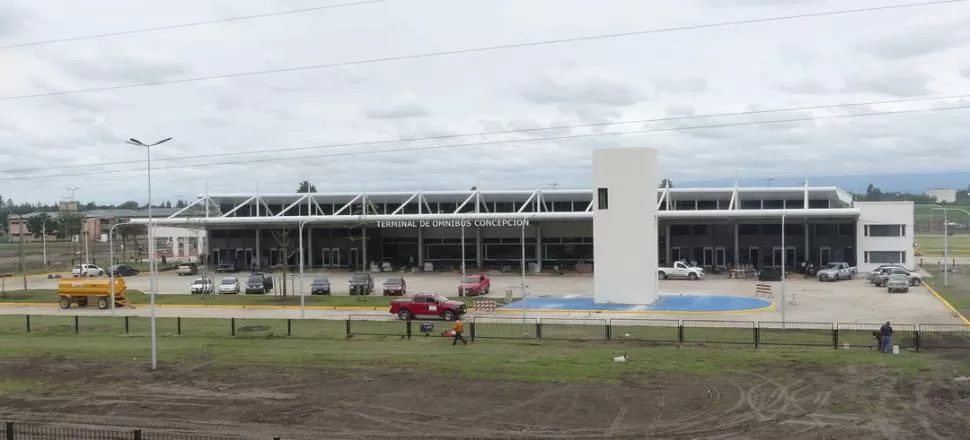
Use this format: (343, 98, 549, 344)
(677, 322, 684, 346)
(832, 325, 839, 350)
(177, 317, 182, 336)
(25, 315, 30, 333)
(133, 428, 142, 440)
(470, 321, 476, 342)
(125, 316, 130, 334)
(535, 319, 542, 340)
(231, 317, 236, 336)
(606, 321, 612, 341)
(5, 421, 13, 440)
(914, 327, 921, 352)
(754, 323, 760, 349)
(345, 318, 351, 337)
(287, 319, 292, 337)
(406, 320, 412, 339)
(74, 316, 79, 334)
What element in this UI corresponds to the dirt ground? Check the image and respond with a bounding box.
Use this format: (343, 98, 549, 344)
(2, 357, 970, 439)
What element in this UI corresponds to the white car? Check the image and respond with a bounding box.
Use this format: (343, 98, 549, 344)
(72, 264, 104, 277)
(190, 277, 214, 294)
(218, 277, 240, 294)
(658, 261, 705, 280)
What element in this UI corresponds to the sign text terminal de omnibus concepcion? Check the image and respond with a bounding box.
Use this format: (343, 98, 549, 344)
(131, 147, 914, 304)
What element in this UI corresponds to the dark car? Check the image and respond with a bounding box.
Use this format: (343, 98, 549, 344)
(382, 277, 407, 296)
(107, 264, 139, 277)
(349, 272, 374, 295)
(310, 278, 331, 295)
(245, 272, 274, 294)
(758, 266, 783, 282)
(214, 263, 238, 273)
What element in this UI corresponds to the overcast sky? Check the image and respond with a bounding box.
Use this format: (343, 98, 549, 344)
(1, 0, 969, 205)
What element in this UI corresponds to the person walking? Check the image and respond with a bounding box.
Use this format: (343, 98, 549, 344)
(452, 319, 467, 345)
(879, 321, 893, 353)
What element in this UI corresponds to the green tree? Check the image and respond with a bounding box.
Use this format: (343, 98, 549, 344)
(659, 178, 673, 189)
(118, 201, 140, 210)
(297, 180, 317, 193)
(25, 213, 55, 238)
(57, 212, 84, 239)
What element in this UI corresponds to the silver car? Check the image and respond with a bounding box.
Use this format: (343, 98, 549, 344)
(218, 277, 240, 294)
(887, 273, 910, 294)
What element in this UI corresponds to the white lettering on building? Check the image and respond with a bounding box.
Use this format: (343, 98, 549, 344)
(376, 219, 529, 228)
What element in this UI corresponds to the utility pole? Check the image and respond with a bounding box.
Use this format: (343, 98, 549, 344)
(19, 225, 26, 290)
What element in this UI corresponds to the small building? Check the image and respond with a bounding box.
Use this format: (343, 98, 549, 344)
(926, 188, 957, 204)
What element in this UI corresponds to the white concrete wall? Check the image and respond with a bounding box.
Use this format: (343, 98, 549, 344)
(855, 201, 914, 272)
(593, 148, 659, 304)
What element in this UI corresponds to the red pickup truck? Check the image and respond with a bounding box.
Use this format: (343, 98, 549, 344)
(458, 274, 491, 296)
(389, 293, 467, 321)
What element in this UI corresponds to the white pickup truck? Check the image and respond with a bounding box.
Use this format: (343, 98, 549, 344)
(816, 262, 857, 282)
(72, 264, 104, 277)
(658, 261, 705, 280)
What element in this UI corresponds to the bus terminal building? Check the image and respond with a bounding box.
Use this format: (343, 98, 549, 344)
(138, 185, 914, 274)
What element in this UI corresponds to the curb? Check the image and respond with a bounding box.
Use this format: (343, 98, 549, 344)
(923, 283, 970, 326)
(495, 303, 776, 316)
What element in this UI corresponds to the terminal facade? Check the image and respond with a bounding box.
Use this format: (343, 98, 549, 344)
(141, 185, 914, 274)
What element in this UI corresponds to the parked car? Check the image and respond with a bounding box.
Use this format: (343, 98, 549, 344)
(873, 268, 922, 287)
(214, 264, 237, 273)
(72, 264, 104, 277)
(190, 277, 214, 294)
(382, 277, 407, 296)
(868, 264, 903, 283)
(245, 273, 273, 294)
(658, 261, 704, 280)
(758, 266, 783, 282)
(886, 273, 910, 294)
(176, 263, 198, 276)
(310, 278, 331, 295)
(816, 262, 856, 281)
(218, 277, 240, 294)
(349, 272, 374, 295)
(106, 264, 139, 277)
(459, 274, 490, 296)
(389, 293, 467, 321)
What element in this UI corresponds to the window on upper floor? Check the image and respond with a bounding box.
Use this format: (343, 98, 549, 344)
(597, 188, 608, 210)
(865, 251, 905, 264)
(864, 224, 905, 237)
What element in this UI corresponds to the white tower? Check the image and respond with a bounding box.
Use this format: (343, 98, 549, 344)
(592, 148, 659, 304)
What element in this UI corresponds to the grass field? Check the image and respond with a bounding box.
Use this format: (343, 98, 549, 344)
(0, 318, 951, 382)
(0, 289, 480, 307)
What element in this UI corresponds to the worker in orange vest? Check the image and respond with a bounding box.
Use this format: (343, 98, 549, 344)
(452, 319, 467, 345)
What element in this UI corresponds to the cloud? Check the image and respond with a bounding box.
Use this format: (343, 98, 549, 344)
(0, 0, 968, 204)
(362, 93, 430, 119)
(858, 23, 970, 60)
(962, 67, 970, 80)
(841, 70, 934, 97)
(519, 72, 646, 107)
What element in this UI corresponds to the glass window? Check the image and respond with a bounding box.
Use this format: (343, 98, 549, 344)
(597, 188, 609, 210)
(865, 251, 904, 264)
(866, 225, 903, 237)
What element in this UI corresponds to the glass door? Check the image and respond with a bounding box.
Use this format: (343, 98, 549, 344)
(819, 247, 831, 265)
(748, 247, 760, 268)
(670, 247, 681, 263)
(715, 247, 726, 267)
(348, 248, 358, 271)
(703, 247, 714, 267)
(772, 247, 783, 267)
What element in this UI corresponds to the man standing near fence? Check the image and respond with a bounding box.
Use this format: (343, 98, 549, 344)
(879, 321, 893, 353)
(452, 319, 467, 345)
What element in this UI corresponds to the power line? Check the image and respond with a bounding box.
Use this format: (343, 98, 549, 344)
(2, 92, 967, 175)
(0, 0, 384, 50)
(2, 102, 967, 183)
(0, 0, 958, 102)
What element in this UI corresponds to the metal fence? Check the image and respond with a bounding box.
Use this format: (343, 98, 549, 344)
(1, 422, 263, 440)
(1, 313, 969, 351)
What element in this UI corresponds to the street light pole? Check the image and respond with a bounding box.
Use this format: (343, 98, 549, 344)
(127, 137, 173, 371)
(108, 222, 125, 315)
(781, 210, 787, 324)
(42, 218, 48, 268)
(460, 222, 466, 297)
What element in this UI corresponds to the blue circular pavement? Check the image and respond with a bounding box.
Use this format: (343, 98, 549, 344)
(500, 294, 773, 314)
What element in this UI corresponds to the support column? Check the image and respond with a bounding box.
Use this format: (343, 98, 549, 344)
(308, 228, 314, 269)
(803, 221, 810, 264)
(255, 227, 261, 268)
(733, 223, 740, 267)
(535, 224, 542, 273)
(417, 228, 424, 267)
(475, 227, 483, 269)
(664, 223, 671, 264)
(362, 225, 368, 271)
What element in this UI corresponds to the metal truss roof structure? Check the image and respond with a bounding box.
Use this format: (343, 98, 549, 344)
(130, 186, 860, 227)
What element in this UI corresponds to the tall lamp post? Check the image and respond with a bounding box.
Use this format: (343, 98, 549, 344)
(780, 210, 787, 323)
(41, 217, 48, 268)
(126, 136, 173, 371)
(930, 205, 970, 288)
(66, 188, 82, 263)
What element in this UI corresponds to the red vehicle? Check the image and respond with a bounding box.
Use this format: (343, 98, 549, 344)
(458, 274, 490, 296)
(389, 293, 467, 321)
(382, 277, 407, 296)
